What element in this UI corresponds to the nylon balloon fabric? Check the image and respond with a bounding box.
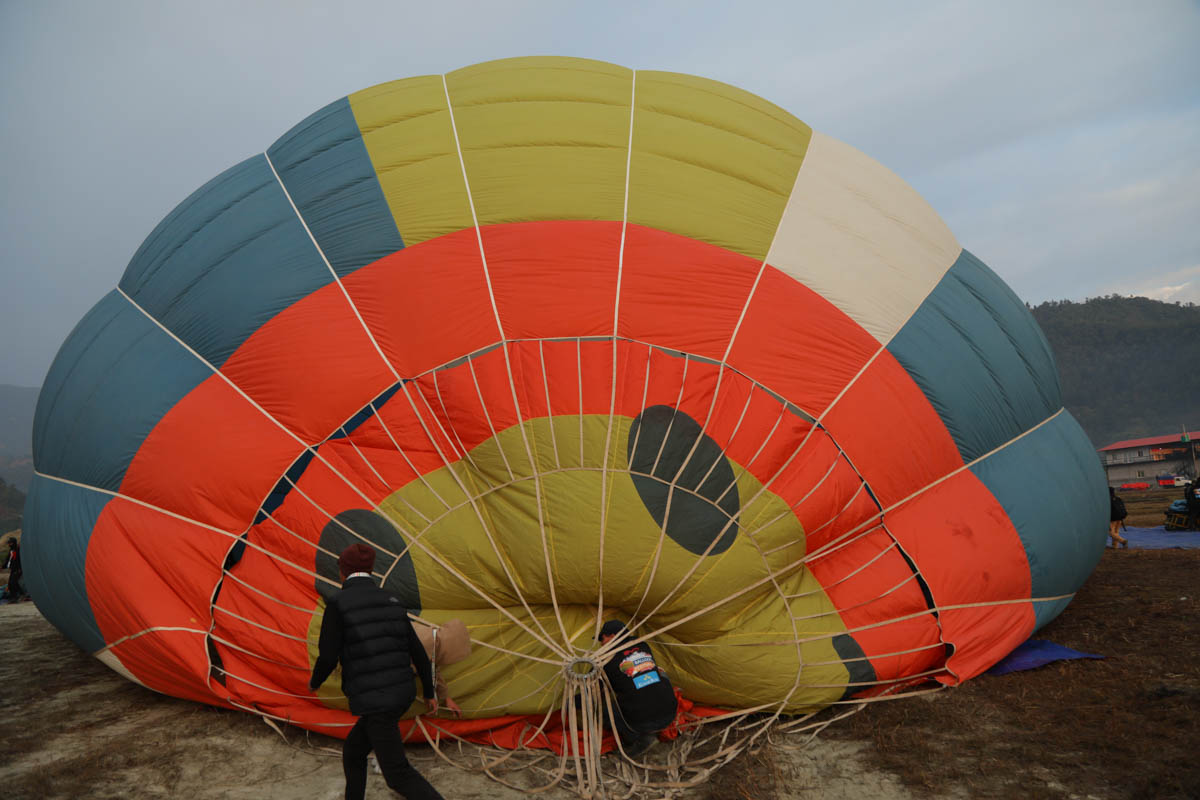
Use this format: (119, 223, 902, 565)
(26, 57, 1107, 750)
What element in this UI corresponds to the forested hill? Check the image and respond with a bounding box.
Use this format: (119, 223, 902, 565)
(0, 385, 37, 492)
(0, 477, 24, 534)
(1031, 296, 1200, 449)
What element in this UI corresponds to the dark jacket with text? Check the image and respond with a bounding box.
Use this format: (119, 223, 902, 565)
(602, 639, 677, 731)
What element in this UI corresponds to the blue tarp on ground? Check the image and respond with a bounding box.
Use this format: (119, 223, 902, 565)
(1114, 526, 1200, 549)
(986, 639, 1104, 675)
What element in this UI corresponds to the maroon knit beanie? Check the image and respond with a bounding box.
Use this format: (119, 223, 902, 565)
(338, 543, 376, 577)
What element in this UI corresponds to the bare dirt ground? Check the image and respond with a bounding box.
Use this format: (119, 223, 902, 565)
(2, 544, 1196, 799)
(826, 546, 1200, 800)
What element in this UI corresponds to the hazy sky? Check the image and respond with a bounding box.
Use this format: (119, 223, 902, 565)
(2, 0, 1197, 388)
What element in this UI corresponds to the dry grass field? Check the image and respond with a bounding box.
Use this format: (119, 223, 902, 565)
(1119, 485, 1194, 527)
(2, 533, 1196, 799)
(825, 546, 1200, 800)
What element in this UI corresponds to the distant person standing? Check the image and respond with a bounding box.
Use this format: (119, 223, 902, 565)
(5, 538, 25, 600)
(1108, 487, 1129, 547)
(310, 543, 444, 800)
(1187, 480, 1200, 528)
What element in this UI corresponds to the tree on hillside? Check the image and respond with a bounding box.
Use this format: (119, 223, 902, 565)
(0, 476, 25, 534)
(1031, 295, 1200, 448)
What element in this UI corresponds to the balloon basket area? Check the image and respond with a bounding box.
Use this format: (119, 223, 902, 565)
(392, 681, 906, 799)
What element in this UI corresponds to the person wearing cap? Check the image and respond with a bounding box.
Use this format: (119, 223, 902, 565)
(411, 618, 472, 718)
(310, 543, 444, 800)
(597, 619, 678, 757)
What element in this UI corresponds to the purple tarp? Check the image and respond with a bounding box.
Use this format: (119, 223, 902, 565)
(985, 639, 1103, 675)
(1113, 525, 1200, 550)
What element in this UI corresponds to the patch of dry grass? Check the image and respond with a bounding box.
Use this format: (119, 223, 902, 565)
(700, 744, 785, 800)
(3, 547, 1198, 799)
(827, 548, 1200, 800)
(1119, 486, 1190, 527)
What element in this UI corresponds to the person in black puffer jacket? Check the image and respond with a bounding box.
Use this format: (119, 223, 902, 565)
(310, 543, 444, 800)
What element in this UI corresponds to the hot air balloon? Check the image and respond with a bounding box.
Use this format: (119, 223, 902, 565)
(25, 56, 1106, 792)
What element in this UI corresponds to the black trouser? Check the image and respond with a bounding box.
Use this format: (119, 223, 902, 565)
(608, 701, 674, 753)
(610, 705, 645, 748)
(342, 713, 443, 800)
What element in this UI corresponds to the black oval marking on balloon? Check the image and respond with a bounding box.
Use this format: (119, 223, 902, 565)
(627, 405, 740, 555)
(316, 509, 421, 611)
(207, 636, 227, 687)
(831, 633, 877, 701)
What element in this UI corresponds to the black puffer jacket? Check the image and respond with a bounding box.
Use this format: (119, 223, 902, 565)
(310, 575, 434, 716)
(1109, 490, 1127, 522)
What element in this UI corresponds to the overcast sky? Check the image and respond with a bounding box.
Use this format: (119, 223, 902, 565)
(2, 0, 1197, 389)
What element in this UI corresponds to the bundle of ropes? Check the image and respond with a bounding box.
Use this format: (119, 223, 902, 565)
(207, 337, 976, 798)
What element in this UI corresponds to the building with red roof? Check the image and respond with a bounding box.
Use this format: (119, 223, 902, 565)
(1100, 430, 1199, 487)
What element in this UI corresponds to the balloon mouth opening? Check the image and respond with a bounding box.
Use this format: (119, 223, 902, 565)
(565, 656, 601, 682)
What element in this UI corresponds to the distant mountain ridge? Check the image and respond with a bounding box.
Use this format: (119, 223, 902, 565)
(1, 296, 1195, 490)
(1031, 296, 1200, 449)
(1, 476, 23, 533)
(0, 385, 37, 492)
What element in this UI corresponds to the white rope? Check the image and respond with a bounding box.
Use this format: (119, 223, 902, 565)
(596, 67, 640, 647)
(538, 341, 562, 470)
(441, 73, 573, 652)
(361, 395, 455, 510)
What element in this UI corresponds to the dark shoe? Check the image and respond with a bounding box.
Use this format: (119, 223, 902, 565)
(625, 733, 657, 758)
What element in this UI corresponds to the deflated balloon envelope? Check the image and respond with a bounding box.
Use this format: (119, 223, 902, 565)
(25, 56, 1107, 738)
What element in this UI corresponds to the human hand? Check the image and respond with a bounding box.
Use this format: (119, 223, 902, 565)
(424, 697, 439, 715)
(444, 697, 463, 718)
